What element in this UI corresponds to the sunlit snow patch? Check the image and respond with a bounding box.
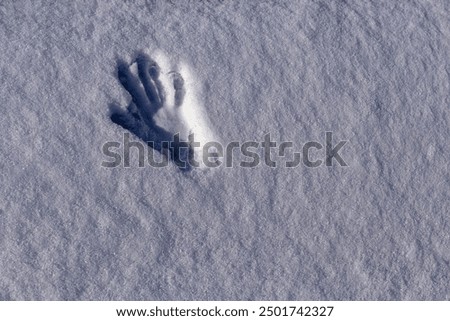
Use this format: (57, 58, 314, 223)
(151, 50, 216, 169)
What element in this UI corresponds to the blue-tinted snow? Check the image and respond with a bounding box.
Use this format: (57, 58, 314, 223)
(0, 0, 449, 300)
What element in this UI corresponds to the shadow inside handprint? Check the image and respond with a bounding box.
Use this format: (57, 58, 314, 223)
(109, 53, 193, 171)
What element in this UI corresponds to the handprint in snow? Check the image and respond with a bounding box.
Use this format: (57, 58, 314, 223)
(109, 53, 194, 171)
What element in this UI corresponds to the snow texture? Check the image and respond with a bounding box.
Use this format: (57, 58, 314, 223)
(0, 0, 449, 300)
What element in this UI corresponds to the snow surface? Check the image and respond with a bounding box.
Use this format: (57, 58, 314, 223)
(0, 0, 449, 300)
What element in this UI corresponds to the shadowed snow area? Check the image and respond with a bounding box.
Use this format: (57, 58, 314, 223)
(0, 0, 449, 300)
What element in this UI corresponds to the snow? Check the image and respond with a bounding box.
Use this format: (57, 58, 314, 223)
(0, 0, 449, 300)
